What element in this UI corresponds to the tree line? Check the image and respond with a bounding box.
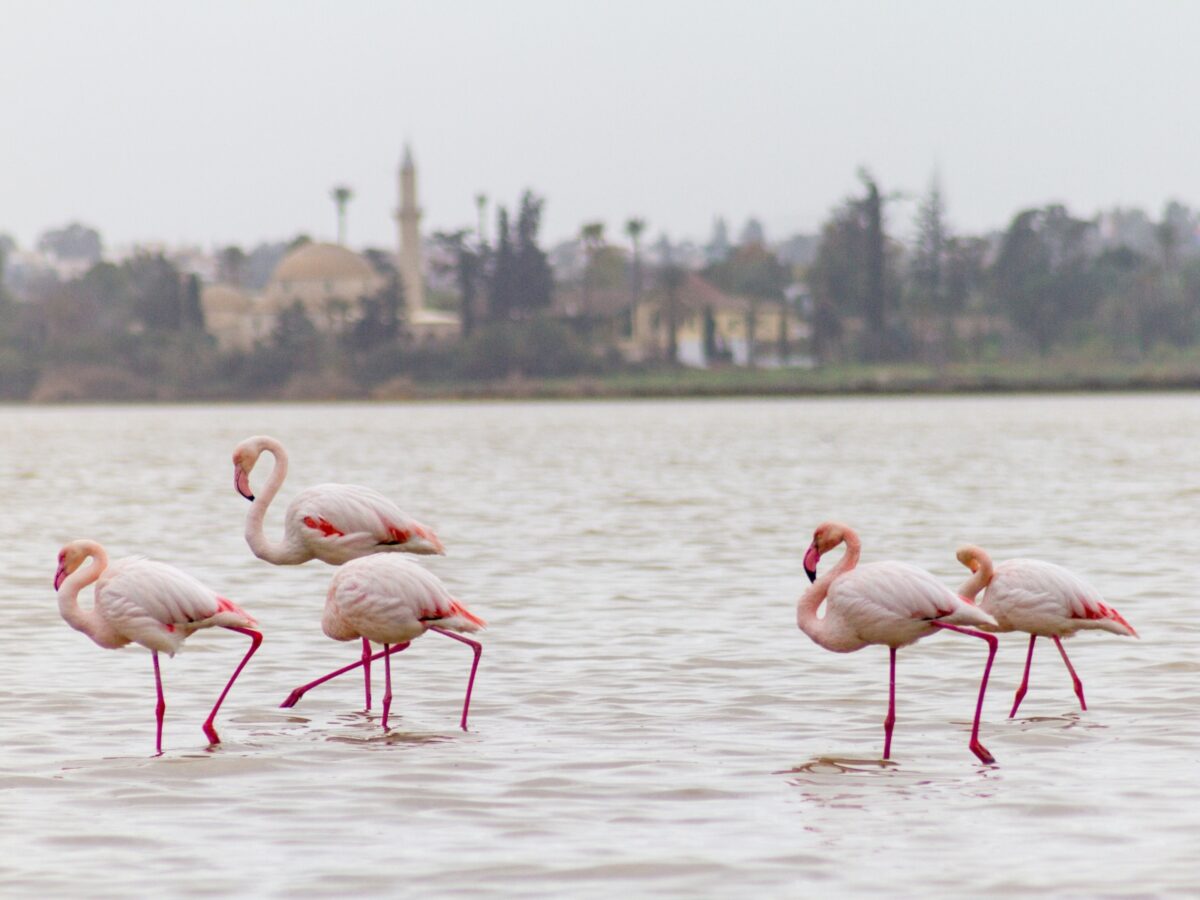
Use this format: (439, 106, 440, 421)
(3, 173, 1200, 400)
(808, 169, 1200, 364)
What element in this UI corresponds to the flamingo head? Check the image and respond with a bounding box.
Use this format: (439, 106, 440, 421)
(231, 440, 263, 502)
(804, 521, 849, 583)
(955, 544, 990, 574)
(54, 541, 91, 590)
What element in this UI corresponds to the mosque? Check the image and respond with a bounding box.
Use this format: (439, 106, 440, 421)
(201, 146, 459, 350)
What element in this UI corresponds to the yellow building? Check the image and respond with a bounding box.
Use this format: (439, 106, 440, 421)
(199, 283, 271, 351)
(632, 273, 808, 367)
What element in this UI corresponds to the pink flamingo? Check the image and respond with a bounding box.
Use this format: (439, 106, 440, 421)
(279, 555, 485, 731)
(233, 435, 444, 710)
(956, 545, 1138, 717)
(799, 522, 1000, 764)
(233, 435, 445, 566)
(54, 540, 262, 754)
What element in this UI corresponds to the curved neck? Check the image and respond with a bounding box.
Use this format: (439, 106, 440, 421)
(957, 552, 994, 600)
(58, 544, 124, 649)
(797, 529, 863, 651)
(244, 440, 305, 564)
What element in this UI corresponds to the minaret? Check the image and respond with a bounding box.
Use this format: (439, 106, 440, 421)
(396, 144, 426, 312)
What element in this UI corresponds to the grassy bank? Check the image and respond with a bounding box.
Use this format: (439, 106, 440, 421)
(367, 356, 1200, 401)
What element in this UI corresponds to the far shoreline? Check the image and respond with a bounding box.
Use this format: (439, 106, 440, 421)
(9, 358, 1200, 404)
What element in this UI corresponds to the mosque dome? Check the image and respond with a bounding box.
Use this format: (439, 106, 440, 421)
(270, 242, 376, 284)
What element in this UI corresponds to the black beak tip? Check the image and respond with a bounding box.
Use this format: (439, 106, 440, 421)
(804, 565, 817, 583)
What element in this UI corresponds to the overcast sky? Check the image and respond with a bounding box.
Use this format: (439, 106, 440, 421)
(3, 0, 1198, 252)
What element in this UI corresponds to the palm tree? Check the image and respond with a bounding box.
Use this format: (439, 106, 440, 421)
(579, 222, 606, 314)
(624, 217, 646, 339)
(661, 262, 685, 364)
(331, 185, 354, 245)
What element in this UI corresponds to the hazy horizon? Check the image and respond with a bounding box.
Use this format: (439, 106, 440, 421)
(4, 0, 1199, 253)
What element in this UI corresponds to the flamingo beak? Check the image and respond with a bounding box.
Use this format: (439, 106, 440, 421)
(803, 543, 820, 583)
(54, 565, 67, 591)
(235, 466, 254, 501)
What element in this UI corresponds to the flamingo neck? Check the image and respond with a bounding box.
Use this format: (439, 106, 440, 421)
(957, 552, 994, 601)
(244, 439, 306, 565)
(796, 529, 864, 652)
(57, 544, 125, 649)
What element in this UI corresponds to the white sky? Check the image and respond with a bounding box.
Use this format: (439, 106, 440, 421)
(3, 0, 1198, 252)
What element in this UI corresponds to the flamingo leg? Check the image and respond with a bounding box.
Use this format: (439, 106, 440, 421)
(152, 651, 165, 755)
(883, 647, 897, 759)
(429, 626, 483, 732)
(279, 642, 410, 708)
(1052, 635, 1087, 711)
(202, 627, 263, 746)
(1010, 634, 1037, 718)
(362, 637, 373, 711)
(381, 644, 393, 730)
(931, 622, 999, 765)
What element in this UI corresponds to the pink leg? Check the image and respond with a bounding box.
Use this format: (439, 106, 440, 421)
(931, 622, 999, 764)
(1053, 636, 1087, 711)
(280, 642, 409, 708)
(362, 637, 373, 711)
(152, 651, 165, 755)
(381, 644, 393, 730)
(883, 646, 897, 759)
(202, 627, 263, 746)
(429, 627, 483, 731)
(1010, 634, 1037, 718)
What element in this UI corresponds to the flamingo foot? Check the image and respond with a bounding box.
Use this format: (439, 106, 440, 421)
(202, 720, 221, 745)
(1008, 686, 1028, 719)
(970, 739, 995, 765)
(279, 687, 307, 709)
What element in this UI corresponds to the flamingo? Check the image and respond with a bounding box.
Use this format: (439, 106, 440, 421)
(956, 545, 1137, 718)
(232, 435, 445, 566)
(53, 540, 262, 754)
(232, 434, 445, 710)
(798, 522, 1000, 764)
(279, 554, 485, 731)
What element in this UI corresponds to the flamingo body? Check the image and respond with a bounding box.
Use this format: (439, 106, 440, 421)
(973, 559, 1136, 638)
(54, 540, 262, 753)
(83, 557, 256, 654)
(818, 561, 996, 651)
(281, 555, 485, 731)
(233, 435, 444, 566)
(322, 554, 486, 646)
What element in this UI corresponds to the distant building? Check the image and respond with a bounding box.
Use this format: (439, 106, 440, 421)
(633, 272, 809, 368)
(197, 146, 460, 346)
(262, 241, 384, 332)
(555, 267, 809, 368)
(200, 283, 270, 351)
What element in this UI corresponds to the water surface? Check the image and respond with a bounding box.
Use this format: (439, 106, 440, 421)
(1, 396, 1195, 896)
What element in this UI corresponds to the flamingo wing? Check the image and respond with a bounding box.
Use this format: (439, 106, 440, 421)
(830, 562, 990, 645)
(325, 556, 484, 644)
(990, 560, 1136, 636)
(288, 483, 443, 561)
(96, 559, 251, 654)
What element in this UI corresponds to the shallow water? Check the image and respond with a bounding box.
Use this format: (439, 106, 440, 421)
(1, 395, 1196, 896)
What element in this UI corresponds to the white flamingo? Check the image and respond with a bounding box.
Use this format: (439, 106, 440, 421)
(54, 539, 262, 754)
(232, 435, 444, 567)
(798, 522, 1000, 764)
(279, 554, 485, 731)
(957, 545, 1138, 717)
